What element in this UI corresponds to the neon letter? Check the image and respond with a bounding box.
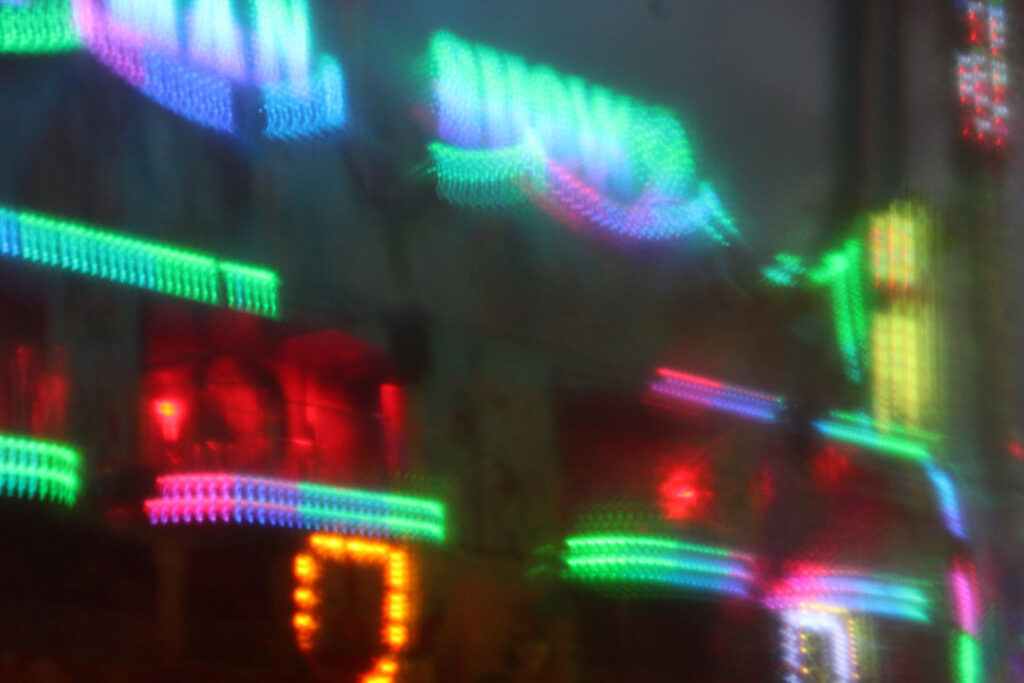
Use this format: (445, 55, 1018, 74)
(187, 0, 245, 79)
(107, 0, 178, 50)
(251, 0, 311, 90)
(293, 534, 413, 683)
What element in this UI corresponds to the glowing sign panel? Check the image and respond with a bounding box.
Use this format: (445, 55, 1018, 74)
(68, 0, 344, 138)
(428, 31, 736, 242)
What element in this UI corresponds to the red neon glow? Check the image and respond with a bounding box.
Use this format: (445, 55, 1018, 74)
(658, 462, 713, 522)
(380, 383, 405, 474)
(153, 398, 184, 442)
(812, 445, 853, 492)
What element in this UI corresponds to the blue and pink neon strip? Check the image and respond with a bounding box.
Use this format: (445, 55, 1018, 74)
(764, 564, 932, 623)
(67, 0, 344, 139)
(648, 367, 786, 423)
(145, 473, 446, 543)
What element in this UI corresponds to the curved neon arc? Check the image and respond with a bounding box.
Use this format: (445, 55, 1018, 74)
(0, 433, 82, 506)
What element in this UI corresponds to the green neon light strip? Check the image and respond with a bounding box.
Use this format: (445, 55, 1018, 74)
(0, 433, 81, 506)
(763, 240, 870, 384)
(809, 239, 869, 383)
(828, 411, 943, 442)
(563, 534, 754, 596)
(0, 0, 80, 54)
(220, 262, 280, 318)
(429, 140, 545, 207)
(954, 631, 982, 683)
(761, 253, 807, 287)
(814, 418, 932, 462)
(0, 206, 280, 317)
(566, 534, 746, 560)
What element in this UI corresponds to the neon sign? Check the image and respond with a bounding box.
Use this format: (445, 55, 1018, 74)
(427, 31, 736, 243)
(66, 0, 344, 138)
(293, 534, 413, 683)
(956, 0, 1008, 149)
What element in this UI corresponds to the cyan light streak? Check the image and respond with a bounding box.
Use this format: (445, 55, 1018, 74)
(926, 464, 967, 539)
(0, 205, 280, 317)
(813, 414, 932, 462)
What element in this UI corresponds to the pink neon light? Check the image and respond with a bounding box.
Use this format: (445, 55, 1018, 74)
(950, 561, 980, 635)
(656, 367, 780, 405)
(72, 0, 147, 86)
(656, 368, 723, 390)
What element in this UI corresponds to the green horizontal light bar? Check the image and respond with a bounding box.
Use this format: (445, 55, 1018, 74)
(563, 533, 754, 596)
(0, 206, 280, 317)
(566, 534, 743, 560)
(0, 433, 81, 506)
(220, 262, 280, 318)
(0, 0, 80, 54)
(298, 482, 446, 517)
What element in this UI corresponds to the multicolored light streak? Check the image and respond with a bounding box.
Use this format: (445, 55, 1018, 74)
(144, 473, 446, 543)
(0, 433, 81, 506)
(0, 205, 280, 317)
(562, 534, 755, 598)
(766, 565, 932, 624)
(294, 534, 413, 683)
(427, 31, 736, 243)
(648, 367, 786, 423)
